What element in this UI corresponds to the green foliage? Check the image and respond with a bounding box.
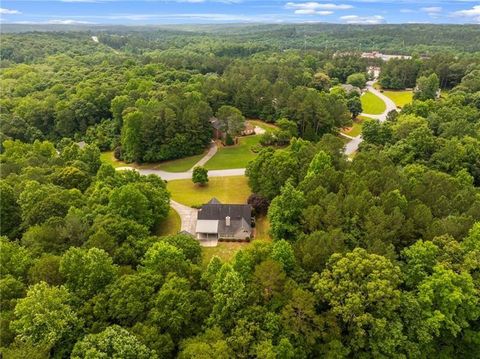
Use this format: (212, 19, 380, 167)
(380, 58, 421, 89)
(216, 105, 245, 137)
(71, 325, 156, 359)
(179, 327, 231, 359)
(140, 241, 189, 276)
(59, 247, 117, 300)
(270, 240, 296, 273)
(108, 181, 169, 230)
(0, 237, 33, 280)
(0, 182, 21, 238)
(346, 73, 367, 89)
(312, 248, 404, 356)
(414, 73, 440, 101)
(11, 282, 80, 349)
(1, 27, 480, 358)
(268, 181, 306, 241)
(161, 233, 202, 264)
(192, 166, 209, 186)
(209, 265, 246, 330)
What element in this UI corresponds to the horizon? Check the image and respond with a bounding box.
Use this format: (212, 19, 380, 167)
(1, 1, 479, 26)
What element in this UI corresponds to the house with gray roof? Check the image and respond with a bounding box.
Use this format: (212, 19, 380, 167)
(195, 198, 253, 242)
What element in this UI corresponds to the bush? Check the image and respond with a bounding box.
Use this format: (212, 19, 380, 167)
(192, 166, 208, 186)
(225, 134, 234, 146)
(113, 146, 122, 160)
(247, 193, 270, 216)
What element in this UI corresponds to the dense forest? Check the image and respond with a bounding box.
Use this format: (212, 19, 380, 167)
(1, 25, 480, 358)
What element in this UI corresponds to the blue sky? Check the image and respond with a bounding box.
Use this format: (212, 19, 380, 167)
(1, 1, 479, 25)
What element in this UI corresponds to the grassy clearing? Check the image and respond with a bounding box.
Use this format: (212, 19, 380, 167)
(204, 135, 260, 170)
(247, 119, 279, 131)
(100, 151, 125, 168)
(254, 216, 272, 241)
(167, 175, 251, 207)
(341, 118, 364, 137)
(202, 242, 250, 267)
(361, 91, 386, 115)
(155, 208, 181, 236)
(100, 151, 206, 172)
(383, 90, 413, 108)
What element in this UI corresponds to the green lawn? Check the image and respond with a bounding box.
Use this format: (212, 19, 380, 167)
(254, 216, 272, 241)
(100, 151, 125, 168)
(155, 208, 181, 236)
(383, 90, 413, 108)
(361, 91, 386, 115)
(204, 135, 260, 170)
(100, 151, 206, 172)
(247, 119, 279, 131)
(202, 242, 250, 267)
(167, 175, 251, 207)
(156, 153, 205, 172)
(341, 118, 364, 137)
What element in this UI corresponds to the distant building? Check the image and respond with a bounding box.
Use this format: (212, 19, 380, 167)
(361, 52, 412, 61)
(210, 118, 255, 141)
(341, 84, 362, 94)
(195, 198, 252, 242)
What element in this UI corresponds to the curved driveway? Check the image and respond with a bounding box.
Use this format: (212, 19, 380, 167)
(344, 80, 397, 155)
(117, 166, 245, 181)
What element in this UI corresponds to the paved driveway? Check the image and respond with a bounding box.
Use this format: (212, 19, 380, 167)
(344, 80, 397, 156)
(170, 200, 198, 235)
(117, 167, 246, 181)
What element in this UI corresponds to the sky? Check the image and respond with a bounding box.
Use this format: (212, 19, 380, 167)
(1, 0, 479, 25)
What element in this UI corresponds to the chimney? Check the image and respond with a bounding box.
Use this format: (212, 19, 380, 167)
(226, 216, 230, 226)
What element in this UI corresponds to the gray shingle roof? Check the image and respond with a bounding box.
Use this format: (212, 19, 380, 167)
(198, 203, 252, 223)
(207, 197, 221, 205)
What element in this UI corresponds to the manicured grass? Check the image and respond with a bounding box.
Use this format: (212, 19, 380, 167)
(167, 175, 251, 207)
(100, 151, 206, 172)
(341, 118, 364, 137)
(155, 208, 181, 236)
(156, 153, 205, 172)
(361, 91, 386, 115)
(204, 135, 260, 170)
(383, 90, 413, 108)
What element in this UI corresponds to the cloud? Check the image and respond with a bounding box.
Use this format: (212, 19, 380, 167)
(340, 15, 385, 24)
(421, 7, 442, 13)
(294, 9, 333, 15)
(453, 5, 480, 22)
(47, 19, 95, 24)
(420, 6, 442, 18)
(0, 8, 21, 15)
(285, 2, 353, 11)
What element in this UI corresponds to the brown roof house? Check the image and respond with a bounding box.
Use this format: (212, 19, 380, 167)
(195, 198, 253, 244)
(210, 118, 255, 141)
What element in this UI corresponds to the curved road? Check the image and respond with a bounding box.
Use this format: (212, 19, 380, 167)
(117, 87, 394, 235)
(344, 80, 397, 155)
